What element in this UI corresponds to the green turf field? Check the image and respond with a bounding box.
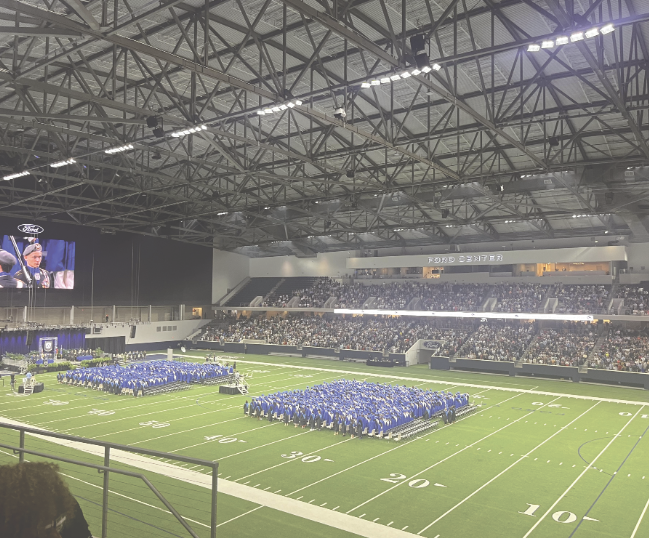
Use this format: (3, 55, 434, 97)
(2, 351, 649, 538)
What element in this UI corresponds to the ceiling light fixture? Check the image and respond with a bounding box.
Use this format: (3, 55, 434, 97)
(3, 170, 29, 180)
(527, 24, 614, 52)
(170, 125, 207, 138)
(50, 158, 76, 168)
(256, 100, 303, 115)
(105, 144, 134, 154)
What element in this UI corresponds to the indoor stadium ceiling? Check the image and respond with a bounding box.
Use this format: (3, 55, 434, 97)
(1, 0, 649, 256)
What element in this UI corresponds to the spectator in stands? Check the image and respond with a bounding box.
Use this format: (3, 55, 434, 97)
(0, 461, 93, 538)
(464, 323, 534, 361)
(614, 285, 649, 316)
(493, 283, 546, 313)
(527, 324, 596, 366)
(555, 285, 609, 314)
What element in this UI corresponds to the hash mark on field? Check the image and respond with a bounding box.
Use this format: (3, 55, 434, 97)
(333, 506, 339, 511)
(264, 486, 271, 491)
(320, 502, 327, 507)
(387, 522, 393, 527)
(359, 514, 365, 518)
(225, 476, 231, 480)
(296, 496, 303, 500)
(243, 481, 250, 485)
(254, 484, 260, 488)
(373, 518, 379, 522)
(402, 526, 409, 531)
(274, 490, 281, 494)
(309, 499, 315, 504)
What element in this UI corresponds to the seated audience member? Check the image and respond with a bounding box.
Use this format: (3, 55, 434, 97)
(0, 462, 93, 538)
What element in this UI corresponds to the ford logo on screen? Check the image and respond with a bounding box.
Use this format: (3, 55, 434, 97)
(17, 223, 44, 234)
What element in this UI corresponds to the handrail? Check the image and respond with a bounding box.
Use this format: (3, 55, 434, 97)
(0, 441, 201, 538)
(0, 422, 218, 538)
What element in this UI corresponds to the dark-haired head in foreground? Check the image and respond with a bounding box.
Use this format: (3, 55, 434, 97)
(0, 461, 92, 538)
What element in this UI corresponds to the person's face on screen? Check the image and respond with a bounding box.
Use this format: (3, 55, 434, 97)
(25, 251, 43, 268)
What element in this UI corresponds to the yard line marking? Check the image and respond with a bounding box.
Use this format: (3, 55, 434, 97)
(230, 359, 649, 406)
(236, 438, 351, 481)
(286, 393, 521, 498)
(631, 494, 649, 538)
(569, 422, 649, 537)
(417, 400, 601, 534)
(346, 393, 530, 514)
(216, 506, 263, 527)
(0, 448, 213, 530)
(373, 518, 379, 522)
(203, 429, 312, 460)
(167, 422, 278, 453)
(521, 405, 645, 538)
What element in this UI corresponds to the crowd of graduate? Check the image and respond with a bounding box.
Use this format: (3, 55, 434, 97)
(58, 360, 234, 396)
(244, 379, 470, 437)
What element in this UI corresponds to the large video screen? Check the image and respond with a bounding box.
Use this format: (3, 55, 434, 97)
(0, 235, 75, 289)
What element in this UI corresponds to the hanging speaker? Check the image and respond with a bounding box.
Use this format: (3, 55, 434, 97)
(410, 35, 426, 53)
(26, 331, 33, 346)
(130, 326, 137, 338)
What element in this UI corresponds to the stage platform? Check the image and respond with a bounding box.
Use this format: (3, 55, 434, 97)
(19, 382, 44, 394)
(219, 384, 240, 395)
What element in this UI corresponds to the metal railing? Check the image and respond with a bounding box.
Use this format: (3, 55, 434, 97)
(0, 422, 219, 538)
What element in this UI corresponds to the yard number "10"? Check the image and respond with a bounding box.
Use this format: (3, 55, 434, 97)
(520, 504, 587, 524)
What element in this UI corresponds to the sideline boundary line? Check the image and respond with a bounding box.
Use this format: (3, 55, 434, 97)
(0, 417, 414, 538)
(521, 405, 646, 537)
(416, 400, 601, 534)
(194, 358, 649, 406)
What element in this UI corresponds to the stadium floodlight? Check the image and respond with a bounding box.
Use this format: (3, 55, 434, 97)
(527, 44, 541, 52)
(380, 77, 391, 83)
(286, 102, 295, 108)
(585, 28, 599, 38)
(279, 104, 288, 110)
(170, 125, 207, 138)
(570, 32, 584, 42)
(104, 144, 134, 155)
(50, 158, 76, 168)
(370, 79, 380, 86)
(541, 40, 554, 49)
(257, 110, 266, 115)
(361, 82, 371, 88)
(271, 106, 281, 112)
(555, 36, 569, 45)
(294, 100, 303, 106)
(600, 24, 614, 34)
(390, 74, 400, 81)
(421, 65, 433, 73)
(3, 170, 29, 180)
(400, 71, 412, 78)
(411, 69, 421, 75)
